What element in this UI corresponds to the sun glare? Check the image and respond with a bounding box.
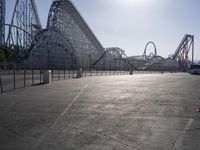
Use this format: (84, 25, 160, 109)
(116, 0, 147, 7)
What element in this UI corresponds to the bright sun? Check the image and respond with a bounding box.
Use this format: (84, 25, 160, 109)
(116, 0, 146, 6)
(127, 0, 145, 4)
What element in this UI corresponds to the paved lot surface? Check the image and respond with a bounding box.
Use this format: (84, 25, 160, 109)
(0, 73, 200, 150)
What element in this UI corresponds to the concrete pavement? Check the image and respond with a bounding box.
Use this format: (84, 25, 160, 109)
(0, 73, 200, 150)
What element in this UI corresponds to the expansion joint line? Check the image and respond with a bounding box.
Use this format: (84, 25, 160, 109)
(31, 83, 88, 150)
(171, 118, 194, 150)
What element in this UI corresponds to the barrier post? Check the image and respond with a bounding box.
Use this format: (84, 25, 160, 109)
(0, 76, 3, 93)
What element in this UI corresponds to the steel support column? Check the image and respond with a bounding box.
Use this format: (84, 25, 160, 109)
(0, 0, 5, 45)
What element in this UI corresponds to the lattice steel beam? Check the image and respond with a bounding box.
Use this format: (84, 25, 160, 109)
(90, 47, 133, 70)
(0, 0, 5, 45)
(27, 0, 105, 69)
(6, 0, 41, 50)
(172, 34, 194, 70)
(46, 0, 104, 61)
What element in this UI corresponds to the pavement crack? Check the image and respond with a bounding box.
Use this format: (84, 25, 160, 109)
(7, 128, 23, 137)
(6, 128, 54, 143)
(31, 84, 89, 150)
(170, 119, 194, 150)
(65, 126, 142, 150)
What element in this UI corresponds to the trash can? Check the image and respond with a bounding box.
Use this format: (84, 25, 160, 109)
(129, 64, 134, 75)
(129, 68, 133, 75)
(43, 70, 51, 84)
(76, 69, 82, 78)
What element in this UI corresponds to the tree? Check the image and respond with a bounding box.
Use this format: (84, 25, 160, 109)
(0, 46, 16, 62)
(0, 49, 6, 62)
(0, 46, 18, 69)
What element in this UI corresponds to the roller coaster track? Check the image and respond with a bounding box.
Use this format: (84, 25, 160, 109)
(3, 0, 41, 53)
(172, 34, 194, 59)
(0, 0, 195, 72)
(171, 34, 194, 70)
(138, 35, 194, 71)
(23, 0, 107, 69)
(46, 0, 104, 59)
(23, 29, 47, 59)
(5, 24, 33, 49)
(92, 48, 127, 66)
(143, 41, 157, 59)
(134, 41, 160, 70)
(24, 28, 76, 59)
(139, 56, 165, 70)
(90, 47, 136, 70)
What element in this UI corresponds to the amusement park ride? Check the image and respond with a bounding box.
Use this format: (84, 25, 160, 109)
(0, 0, 197, 71)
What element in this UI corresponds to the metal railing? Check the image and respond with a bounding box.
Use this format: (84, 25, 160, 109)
(0, 66, 173, 94)
(0, 53, 178, 94)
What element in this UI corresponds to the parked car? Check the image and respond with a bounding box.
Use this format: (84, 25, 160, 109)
(189, 64, 200, 75)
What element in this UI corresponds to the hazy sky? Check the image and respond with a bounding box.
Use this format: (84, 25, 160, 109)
(5, 0, 200, 60)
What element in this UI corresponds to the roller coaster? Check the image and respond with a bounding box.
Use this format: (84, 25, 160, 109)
(0, 0, 196, 71)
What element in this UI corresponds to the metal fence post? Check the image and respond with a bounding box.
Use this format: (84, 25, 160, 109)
(0, 76, 3, 93)
(52, 70, 54, 81)
(71, 53, 74, 78)
(40, 68, 42, 84)
(13, 68, 16, 90)
(114, 58, 116, 75)
(124, 60, 126, 74)
(32, 69, 34, 85)
(72, 65, 74, 79)
(64, 68, 66, 79)
(58, 69, 60, 80)
(89, 54, 92, 76)
(101, 66, 103, 76)
(69, 67, 71, 79)
(103, 57, 105, 76)
(84, 68, 86, 76)
(109, 62, 111, 75)
(24, 62, 26, 88)
(117, 61, 119, 75)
